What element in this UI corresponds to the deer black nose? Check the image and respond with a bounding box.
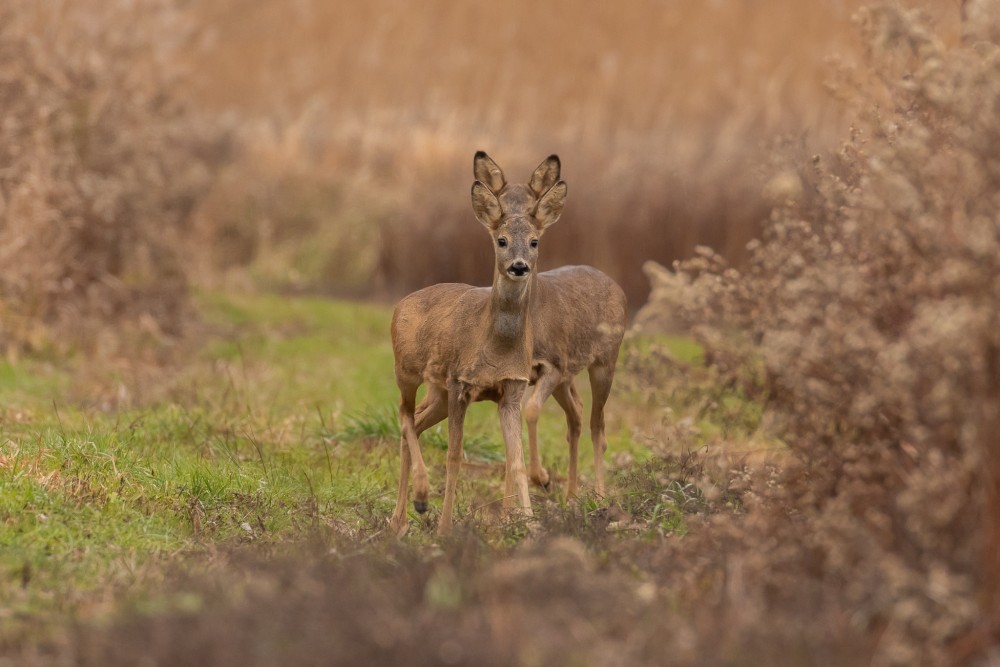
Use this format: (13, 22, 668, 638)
(508, 260, 530, 277)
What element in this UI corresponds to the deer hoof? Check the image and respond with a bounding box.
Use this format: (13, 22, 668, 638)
(389, 515, 409, 538)
(413, 499, 428, 514)
(531, 468, 552, 491)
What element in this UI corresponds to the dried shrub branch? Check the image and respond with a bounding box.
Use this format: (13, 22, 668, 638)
(638, 4, 1000, 664)
(0, 1, 227, 357)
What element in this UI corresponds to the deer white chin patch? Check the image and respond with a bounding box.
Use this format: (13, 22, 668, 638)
(505, 270, 530, 281)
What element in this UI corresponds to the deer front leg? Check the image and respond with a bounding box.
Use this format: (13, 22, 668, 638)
(438, 381, 470, 537)
(499, 379, 533, 517)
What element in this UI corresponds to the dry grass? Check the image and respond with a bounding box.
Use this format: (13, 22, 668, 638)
(176, 0, 961, 302)
(29, 530, 871, 667)
(0, 0, 965, 332)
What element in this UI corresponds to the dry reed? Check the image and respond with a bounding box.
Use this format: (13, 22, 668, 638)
(178, 0, 960, 302)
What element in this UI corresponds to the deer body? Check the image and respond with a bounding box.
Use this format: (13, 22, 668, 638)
(392, 282, 532, 389)
(407, 265, 627, 498)
(405, 152, 627, 501)
(474, 154, 626, 498)
(524, 265, 627, 497)
(389, 153, 566, 537)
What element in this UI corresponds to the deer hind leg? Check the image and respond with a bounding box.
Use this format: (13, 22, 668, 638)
(552, 380, 583, 498)
(406, 384, 450, 515)
(390, 379, 423, 536)
(438, 380, 470, 537)
(389, 422, 413, 537)
(588, 363, 616, 497)
(415, 385, 448, 436)
(523, 366, 561, 490)
(499, 379, 532, 516)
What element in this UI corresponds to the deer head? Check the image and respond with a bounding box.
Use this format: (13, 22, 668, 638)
(471, 151, 568, 283)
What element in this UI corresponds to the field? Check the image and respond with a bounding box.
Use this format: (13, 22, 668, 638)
(1, 291, 766, 666)
(2, 0, 1000, 665)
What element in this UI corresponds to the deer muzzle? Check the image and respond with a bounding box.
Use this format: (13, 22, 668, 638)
(507, 260, 530, 279)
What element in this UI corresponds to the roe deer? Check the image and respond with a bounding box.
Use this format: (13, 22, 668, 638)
(411, 153, 627, 498)
(389, 152, 567, 537)
(521, 265, 626, 497)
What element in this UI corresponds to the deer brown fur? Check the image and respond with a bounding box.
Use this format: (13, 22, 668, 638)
(521, 264, 626, 497)
(389, 152, 567, 537)
(491, 152, 627, 497)
(405, 153, 627, 507)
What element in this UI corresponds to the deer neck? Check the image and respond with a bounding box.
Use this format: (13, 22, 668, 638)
(488, 270, 534, 345)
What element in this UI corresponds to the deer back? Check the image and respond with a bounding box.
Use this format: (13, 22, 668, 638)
(531, 265, 627, 377)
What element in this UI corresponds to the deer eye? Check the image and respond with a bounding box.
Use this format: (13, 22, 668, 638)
(530, 239, 539, 248)
(497, 238, 507, 248)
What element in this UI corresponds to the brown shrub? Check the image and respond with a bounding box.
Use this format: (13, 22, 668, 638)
(638, 4, 1000, 664)
(0, 1, 226, 357)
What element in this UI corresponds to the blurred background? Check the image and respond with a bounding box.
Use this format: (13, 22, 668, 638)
(0, 0, 961, 355)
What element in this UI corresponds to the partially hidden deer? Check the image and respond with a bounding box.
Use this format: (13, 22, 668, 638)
(389, 152, 567, 537)
(521, 265, 626, 498)
(409, 153, 627, 501)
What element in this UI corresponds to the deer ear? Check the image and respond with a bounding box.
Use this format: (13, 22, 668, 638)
(528, 154, 560, 196)
(534, 180, 567, 230)
(472, 181, 503, 229)
(473, 151, 506, 193)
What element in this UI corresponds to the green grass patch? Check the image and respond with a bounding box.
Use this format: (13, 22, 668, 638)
(619, 331, 767, 445)
(0, 289, 767, 654)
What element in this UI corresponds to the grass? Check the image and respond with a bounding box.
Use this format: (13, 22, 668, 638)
(1, 293, 400, 642)
(0, 290, 763, 659)
(0, 360, 68, 411)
